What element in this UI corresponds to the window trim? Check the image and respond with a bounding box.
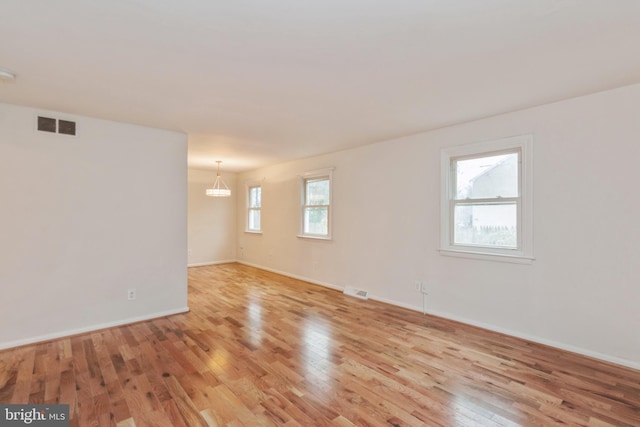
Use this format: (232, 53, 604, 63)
(245, 183, 262, 234)
(440, 135, 533, 262)
(298, 167, 334, 240)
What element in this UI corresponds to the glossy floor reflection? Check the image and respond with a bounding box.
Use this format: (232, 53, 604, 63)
(1, 263, 639, 426)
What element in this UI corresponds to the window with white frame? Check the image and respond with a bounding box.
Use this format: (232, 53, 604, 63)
(247, 185, 261, 232)
(440, 135, 533, 261)
(299, 168, 333, 239)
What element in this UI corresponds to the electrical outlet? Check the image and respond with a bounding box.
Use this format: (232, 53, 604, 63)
(128, 288, 136, 300)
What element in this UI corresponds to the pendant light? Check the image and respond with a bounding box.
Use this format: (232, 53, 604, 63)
(206, 161, 231, 197)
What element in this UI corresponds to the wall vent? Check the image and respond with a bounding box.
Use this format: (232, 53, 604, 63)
(37, 116, 77, 136)
(58, 119, 76, 135)
(37, 116, 56, 133)
(343, 287, 369, 300)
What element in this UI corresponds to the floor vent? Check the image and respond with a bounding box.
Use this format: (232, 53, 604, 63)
(343, 287, 369, 300)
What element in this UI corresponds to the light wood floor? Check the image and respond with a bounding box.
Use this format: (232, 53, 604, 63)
(1, 263, 639, 426)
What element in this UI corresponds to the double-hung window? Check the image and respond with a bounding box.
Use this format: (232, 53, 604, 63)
(247, 185, 261, 232)
(441, 135, 533, 261)
(299, 168, 333, 239)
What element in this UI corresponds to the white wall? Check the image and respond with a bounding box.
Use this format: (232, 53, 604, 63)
(236, 84, 640, 369)
(188, 168, 236, 266)
(0, 103, 188, 349)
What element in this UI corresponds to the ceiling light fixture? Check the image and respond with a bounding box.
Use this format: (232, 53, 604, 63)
(206, 160, 231, 197)
(0, 69, 16, 81)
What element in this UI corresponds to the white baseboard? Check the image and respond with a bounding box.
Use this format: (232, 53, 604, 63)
(417, 307, 640, 371)
(237, 260, 640, 371)
(0, 307, 190, 351)
(237, 261, 343, 291)
(371, 293, 640, 370)
(188, 259, 236, 268)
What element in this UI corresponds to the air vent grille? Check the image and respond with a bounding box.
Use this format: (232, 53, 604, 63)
(37, 116, 56, 133)
(58, 119, 76, 135)
(37, 116, 76, 136)
(343, 287, 369, 300)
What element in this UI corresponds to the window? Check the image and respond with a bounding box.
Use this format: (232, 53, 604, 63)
(299, 168, 334, 239)
(247, 185, 261, 232)
(441, 135, 533, 262)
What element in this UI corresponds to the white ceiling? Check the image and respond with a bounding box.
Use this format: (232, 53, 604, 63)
(1, 0, 640, 172)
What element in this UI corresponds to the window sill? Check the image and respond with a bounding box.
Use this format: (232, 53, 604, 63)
(439, 248, 534, 264)
(297, 234, 332, 241)
(244, 230, 262, 235)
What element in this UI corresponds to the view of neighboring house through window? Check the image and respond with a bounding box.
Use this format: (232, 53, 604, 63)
(453, 150, 519, 248)
(441, 135, 533, 260)
(247, 185, 261, 232)
(300, 169, 333, 239)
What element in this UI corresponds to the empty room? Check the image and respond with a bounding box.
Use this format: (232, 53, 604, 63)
(1, 1, 639, 426)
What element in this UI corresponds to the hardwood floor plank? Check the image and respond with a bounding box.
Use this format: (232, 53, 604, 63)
(162, 374, 208, 426)
(92, 392, 114, 427)
(111, 398, 132, 425)
(1, 263, 639, 426)
(199, 407, 220, 427)
(115, 417, 136, 427)
(201, 385, 244, 426)
(160, 398, 189, 427)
